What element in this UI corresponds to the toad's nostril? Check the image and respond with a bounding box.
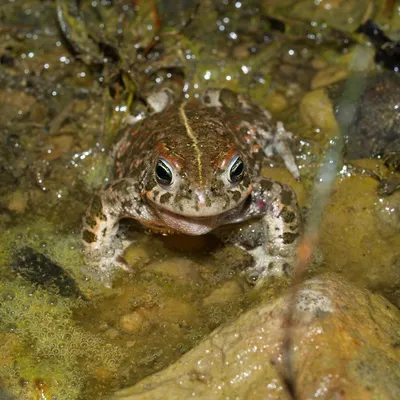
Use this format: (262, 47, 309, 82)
(195, 190, 207, 208)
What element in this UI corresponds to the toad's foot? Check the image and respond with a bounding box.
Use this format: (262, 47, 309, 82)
(82, 179, 150, 283)
(215, 178, 302, 284)
(82, 237, 132, 286)
(124, 88, 176, 125)
(269, 122, 299, 181)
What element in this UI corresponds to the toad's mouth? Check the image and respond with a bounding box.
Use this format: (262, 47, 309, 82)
(147, 198, 250, 235)
(152, 207, 220, 235)
(144, 185, 253, 235)
(144, 186, 253, 235)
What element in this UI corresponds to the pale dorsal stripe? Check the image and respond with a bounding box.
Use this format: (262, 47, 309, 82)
(179, 102, 203, 184)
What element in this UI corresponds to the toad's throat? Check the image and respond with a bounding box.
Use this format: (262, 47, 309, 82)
(153, 207, 219, 235)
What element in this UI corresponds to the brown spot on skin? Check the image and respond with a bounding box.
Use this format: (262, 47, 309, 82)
(172, 183, 194, 207)
(160, 192, 173, 204)
(205, 195, 212, 207)
(223, 194, 231, 210)
(211, 177, 224, 195)
(261, 180, 274, 192)
(85, 216, 96, 228)
(145, 178, 157, 192)
(220, 89, 240, 109)
(231, 190, 242, 202)
(281, 208, 296, 223)
(203, 95, 211, 104)
(177, 184, 193, 200)
(91, 196, 107, 221)
(82, 230, 97, 243)
(282, 262, 291, 275)
(268, 262, 274, 270)
(283, 231, 299, 244)
(242, 174, 251, 189)
(281, 189, 293, 206)
(102, 228, 107, 237)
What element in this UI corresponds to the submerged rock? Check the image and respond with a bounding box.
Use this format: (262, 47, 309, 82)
(109, 275, 400, 400)
(145, 257, 202, 284)
(11, 247, 84, 299)
(318, 166, 400, 303)
(331, 73, 400, 163)
(119, 311, 148, 335)
(202, 280, 244, 307)
(301, 72, 400, 171)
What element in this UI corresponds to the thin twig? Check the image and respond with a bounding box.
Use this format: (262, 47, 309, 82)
(281, 46, 371, 397)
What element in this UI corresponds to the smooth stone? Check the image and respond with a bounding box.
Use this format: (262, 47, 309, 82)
(110, 275, 400, 400)
(6, 190, 26, 214)
(202, 280, 244, 307)
(145, 257, 201, 284)
(119, 311, 147, 334)
(124, 246, 152, 268)
(159, 298, 197, 325)
(311, 65, 349, 89)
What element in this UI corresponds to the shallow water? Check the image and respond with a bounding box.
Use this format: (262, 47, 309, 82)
(1, 0, 400, 399)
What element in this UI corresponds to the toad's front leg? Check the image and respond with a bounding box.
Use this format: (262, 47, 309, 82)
(82, 178, 148, 275)
(216, 178, 302, 283)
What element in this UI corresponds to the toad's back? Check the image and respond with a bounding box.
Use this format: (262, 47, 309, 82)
(114, 102, 265, 183)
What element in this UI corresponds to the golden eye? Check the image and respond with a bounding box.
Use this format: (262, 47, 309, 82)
(228, 154, 245, 183)
(155, 158, 173, 186)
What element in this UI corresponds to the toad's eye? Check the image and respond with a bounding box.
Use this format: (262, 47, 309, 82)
(155, 158, 173, 186)
(228, 154, 245, 183)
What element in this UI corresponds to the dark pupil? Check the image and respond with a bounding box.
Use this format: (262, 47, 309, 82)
(230, 157, 244, 182)
(156, 161, 173, 185)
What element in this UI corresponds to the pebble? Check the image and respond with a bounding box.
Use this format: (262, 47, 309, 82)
(119, 311, 147, 334)
(264, 92, 289, 113)
(374, 191, 400, 238)
(311, 65, 348, 89)
(160, 298, 196, 324)
(299, 88, 338, 133)
(7, 190, 26, 214)
(203, 280, 244, 307)
(124, 245, 152, 268)
(146, 257, 201, 284)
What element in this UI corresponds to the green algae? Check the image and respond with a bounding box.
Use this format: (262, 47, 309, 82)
(0, 278, 123, 399)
